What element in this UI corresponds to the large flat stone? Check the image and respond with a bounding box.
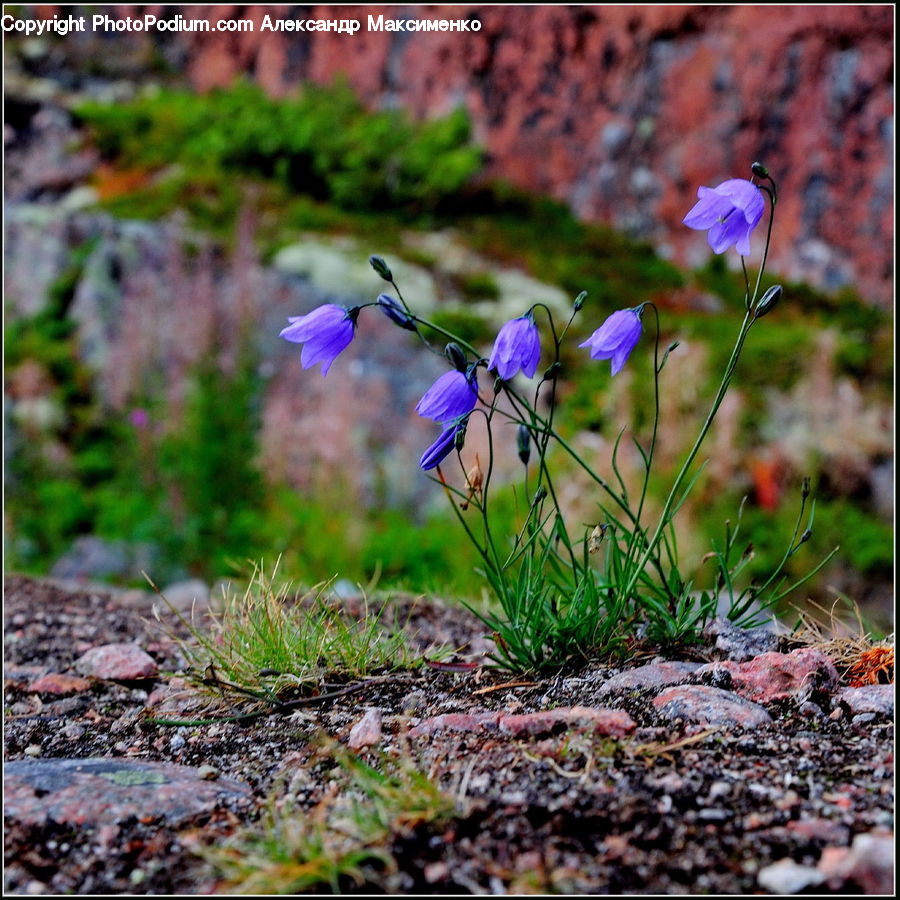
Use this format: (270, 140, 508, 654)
(4, 757, 252, 828)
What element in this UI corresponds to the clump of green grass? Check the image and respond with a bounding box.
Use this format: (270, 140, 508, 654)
(155, 563, 425, 708)
(207, 744, 458, 894)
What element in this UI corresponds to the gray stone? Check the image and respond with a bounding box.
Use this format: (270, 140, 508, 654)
(599, 661, 701, 693)
(158, 578, 210, 613)
(50, 536, 159, 583)
(703, 617, 780, 661)
(4, 758, 251, 828)
(838, 684, 893, 717)
(653, 685, 773, 729)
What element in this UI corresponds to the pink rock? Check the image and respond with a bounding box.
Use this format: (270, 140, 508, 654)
(407, 712, 502, 737)
(696, 649, 839, 704)
(600, 661, 700, 693)
(498, 706, 636, 738)
(817, 831, 894, 894)
(787, 818, 851, 846)
(408, 706, 636, 739)
(74, 643, 158, 680)
(653, 685, 772, 729)
(347, 708, 383, 750)
(838, 684, 894, 717)
(28, 673, 92, 695)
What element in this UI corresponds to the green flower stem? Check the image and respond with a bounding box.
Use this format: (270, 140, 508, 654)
(618, 186, 776, 606)
(501, 386, 577, 572)
(622, 303, 662, 578)
(621, 307, 755, 604)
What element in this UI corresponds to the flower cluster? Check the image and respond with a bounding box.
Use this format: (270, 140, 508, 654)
(276, 164, 801, 669)
(279, 171, 767, 471)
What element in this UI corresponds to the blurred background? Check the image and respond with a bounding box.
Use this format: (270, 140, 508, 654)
(3, 5, 893, 629)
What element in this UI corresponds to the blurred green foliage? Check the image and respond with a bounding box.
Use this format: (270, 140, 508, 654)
(76, 80, 482, 213)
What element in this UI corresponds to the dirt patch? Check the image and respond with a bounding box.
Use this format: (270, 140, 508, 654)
(3, 575, 893, 894)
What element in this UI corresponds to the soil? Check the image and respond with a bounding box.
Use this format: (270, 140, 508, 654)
(3, 574, 894, 895)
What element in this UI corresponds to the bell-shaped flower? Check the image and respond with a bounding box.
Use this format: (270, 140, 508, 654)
(682, 178, 765, 256)
(415, 370, 478, 424)
(487, 314, 541, 380)
(280, 304, 357, 376)
(420, 423, 463, 471)
(579, 308, 643, 376)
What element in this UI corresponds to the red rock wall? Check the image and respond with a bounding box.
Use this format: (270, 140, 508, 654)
(110, 6, 900, 304)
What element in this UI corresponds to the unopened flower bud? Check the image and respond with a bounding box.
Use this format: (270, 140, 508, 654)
(454, 423, 468, 452)
(516, 425, 531, 466)
(533, 486, 547, 505)
(573, 291, 588, 312)
(543, 361, 562, 380)
(754, 284, 782, 319)
(445, 342, 468, 373)
(799, 528, 812, 544)
(369, 255, 393, 282)
(377, 294, 416, 331)
(801, 477, 811, 501)
(751, 161, 769, 179)
(668, 341, 680, 353)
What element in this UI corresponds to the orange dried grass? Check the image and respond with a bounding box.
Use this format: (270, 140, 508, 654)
(847, 645, 894, 687)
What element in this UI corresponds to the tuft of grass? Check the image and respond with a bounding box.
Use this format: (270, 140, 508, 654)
(790, 596, 894, 685)
(154, 562, 426, 708)
(207, 743, 458, 894)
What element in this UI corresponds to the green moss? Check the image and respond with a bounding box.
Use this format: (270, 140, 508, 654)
(454, 270, 501, 301)
(427, 308, 494, 346)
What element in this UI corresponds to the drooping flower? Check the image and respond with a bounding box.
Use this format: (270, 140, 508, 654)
(279, 304, 357, 376)
(415, 370, 478, 424)
(579, 308, 643, 376)
(487, 314, 541, 380)
(682, 178, 765, 256)
(420, 423, 463, 470)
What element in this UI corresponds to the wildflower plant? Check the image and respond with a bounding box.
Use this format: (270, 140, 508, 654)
(279, 163, 835, 671)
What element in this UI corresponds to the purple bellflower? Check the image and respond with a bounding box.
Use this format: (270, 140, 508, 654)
(420, 423, 463, 470)
(280, 304, 357, 376)
(580, 308, 643, 376)
(682, 178, 765, 257)
(487, 314, 541, 380)
(415, 370, 478, 424)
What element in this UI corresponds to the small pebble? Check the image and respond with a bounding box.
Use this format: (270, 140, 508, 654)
(758, 858, 825, 894)
(197, 765, 219, 780)
(169, 734, 186, 751)
(24, 745, 41, 757)
(851, 712, 876, 727)
(62, 724, 85, 740)
(708, 780, 731, 800)
(799, 701, 824, 719)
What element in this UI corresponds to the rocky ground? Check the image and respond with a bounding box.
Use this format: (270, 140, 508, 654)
(3, 574, 894, 895)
